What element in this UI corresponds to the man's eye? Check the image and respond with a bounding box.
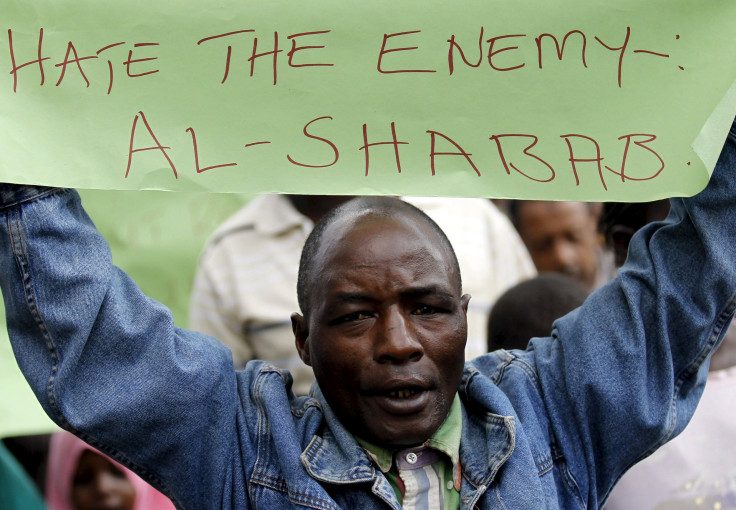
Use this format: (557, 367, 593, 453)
(73, 473, 93, 486)
(109, 466, 128, 479)
(566, 231, 585, 244)
(350, 312, 371, 321)
(330, 311, 372, 325)
(411, 305, 439, 315)
(532, 239, 552, 252)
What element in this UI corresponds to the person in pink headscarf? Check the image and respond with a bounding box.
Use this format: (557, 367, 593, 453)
(45, 430, 175, 510)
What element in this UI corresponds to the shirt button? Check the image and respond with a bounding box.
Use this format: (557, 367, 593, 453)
(406, 452, 418, 464)
(446, 481, 454, 490)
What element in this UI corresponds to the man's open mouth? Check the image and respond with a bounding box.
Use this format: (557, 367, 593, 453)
(368, 384, 431, 415)
(387, 388, 420, 399)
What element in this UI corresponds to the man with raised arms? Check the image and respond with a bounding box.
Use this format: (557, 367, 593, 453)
(0, 120, 735, 508)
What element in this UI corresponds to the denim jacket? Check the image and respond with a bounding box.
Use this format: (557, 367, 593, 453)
(1, 122, 735, 509)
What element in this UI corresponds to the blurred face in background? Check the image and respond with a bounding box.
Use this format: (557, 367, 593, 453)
(515, 201, 601, 291)
(71, 450, 136, 510)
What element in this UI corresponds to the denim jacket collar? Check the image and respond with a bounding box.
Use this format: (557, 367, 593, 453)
(300, 386, 376, 484)
(458, 367, 517, 507)
(300, 385, 401, 508)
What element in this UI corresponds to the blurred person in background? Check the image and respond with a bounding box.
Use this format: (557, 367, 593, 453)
(487, 273, 588, 352)
(597, 200, 671, 267)
(0, 439, 46, 510)
(45, 431, 175, 510)
(509, 200, 616, 292)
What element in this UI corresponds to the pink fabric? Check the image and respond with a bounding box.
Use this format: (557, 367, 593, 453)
(45, 430, 176, 510)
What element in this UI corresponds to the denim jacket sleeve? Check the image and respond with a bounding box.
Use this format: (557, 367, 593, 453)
(513, 121, 736, 506)
(0, 187, 245, 508)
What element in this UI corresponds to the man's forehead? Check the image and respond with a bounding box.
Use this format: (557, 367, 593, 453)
(317, 208, 442, 259)
(522, 200, 588, 217)
(297, 197, 463, 315)
(319, 214, 456, 289)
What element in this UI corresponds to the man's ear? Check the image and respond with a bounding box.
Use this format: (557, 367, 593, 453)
(461, 294, 471, 315)
(291, 313, 311, 366)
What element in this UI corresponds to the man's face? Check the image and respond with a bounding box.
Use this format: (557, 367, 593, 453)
(292, 213, 469, 448)
(517, 201, 600, 291)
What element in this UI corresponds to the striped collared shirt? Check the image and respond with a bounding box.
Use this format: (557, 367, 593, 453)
(357, 395, 462, 510)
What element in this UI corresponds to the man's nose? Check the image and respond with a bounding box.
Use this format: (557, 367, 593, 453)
(92, 471, 124, 500)
(374, 308, 423, 364)
(550, 239, 578, 272)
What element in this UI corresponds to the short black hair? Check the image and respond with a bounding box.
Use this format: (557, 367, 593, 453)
(487, 273, 588, 351)
(296, 196, 461, 315)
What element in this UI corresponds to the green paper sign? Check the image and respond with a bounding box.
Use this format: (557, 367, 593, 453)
(2, 0, 736, 199)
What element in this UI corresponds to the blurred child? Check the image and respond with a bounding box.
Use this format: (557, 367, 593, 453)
(45, 430, 175, 510)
